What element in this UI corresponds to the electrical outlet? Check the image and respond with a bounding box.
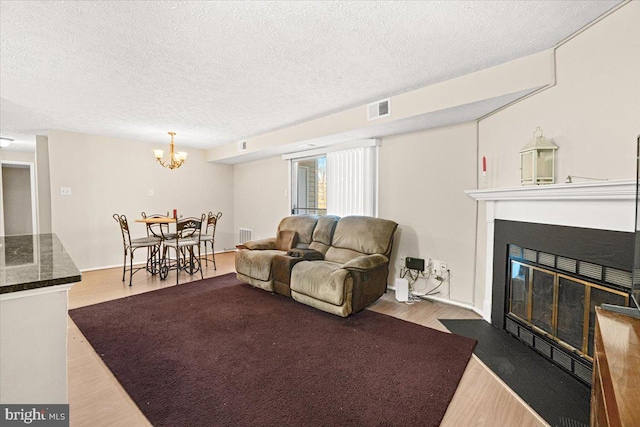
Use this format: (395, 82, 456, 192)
(399, 254, 406, 266)
(431, 260, 441, 275)
(60, 187, 71, 196)
(430, 260, 448, 277)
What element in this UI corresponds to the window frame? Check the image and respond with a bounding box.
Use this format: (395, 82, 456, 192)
(284, 139, 380, 217)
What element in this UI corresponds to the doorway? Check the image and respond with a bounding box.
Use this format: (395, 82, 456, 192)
(1, 162, 37, 236)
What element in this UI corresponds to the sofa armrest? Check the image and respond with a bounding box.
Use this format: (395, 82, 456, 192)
(287, 248, 324, 260)
(342, 254, 388, 271)
(243, 237, 277, 250)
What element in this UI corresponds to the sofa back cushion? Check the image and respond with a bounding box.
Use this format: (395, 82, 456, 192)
(278, 215, 319, 247)
(325, 216, 398, 264)
(275, 230, 298, 251)
(309, 215, 340, 255)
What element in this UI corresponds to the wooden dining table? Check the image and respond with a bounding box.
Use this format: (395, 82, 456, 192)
(134, 216, 176, 225)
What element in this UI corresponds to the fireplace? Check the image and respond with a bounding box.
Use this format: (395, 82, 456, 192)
(465, 180, 636, 385)
(508, 255, 628, 359)
(492, 221, 634, 384)
(503, 241, 630, 384)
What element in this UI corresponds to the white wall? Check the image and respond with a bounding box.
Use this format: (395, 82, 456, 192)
(0, 151, 35, 163)
(47, 130, 234, 270)
(36, 135, 52, 234)
(473, 2, 640, 310)
(479, 2, 640, 187)
(379, 123, 478, 304)
(230, 124, 479, 306)
(233, 156, 290, 241)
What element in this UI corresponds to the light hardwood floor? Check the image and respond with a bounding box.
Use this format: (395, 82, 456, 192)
(67, 251, 547, 426)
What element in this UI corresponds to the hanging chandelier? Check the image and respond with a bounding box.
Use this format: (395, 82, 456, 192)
(154, 132, 187, 170)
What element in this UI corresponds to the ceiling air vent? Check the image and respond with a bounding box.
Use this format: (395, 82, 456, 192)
(367, 98, 390, 121)
(238, 140, 247, 152)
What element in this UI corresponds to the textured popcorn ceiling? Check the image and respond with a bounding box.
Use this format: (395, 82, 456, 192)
(0, 1, 622, 150)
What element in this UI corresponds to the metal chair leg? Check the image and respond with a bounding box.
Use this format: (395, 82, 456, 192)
(122, 250, 127, 281)
(211, 242, 217, 270)
(176, 247, 180, 285)
(129, 249, 134, 286)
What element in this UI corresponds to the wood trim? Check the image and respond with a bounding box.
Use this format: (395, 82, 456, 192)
(591, 308, 640, 426)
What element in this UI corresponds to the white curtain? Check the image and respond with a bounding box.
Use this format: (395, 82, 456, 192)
(326, 146, 377, 217)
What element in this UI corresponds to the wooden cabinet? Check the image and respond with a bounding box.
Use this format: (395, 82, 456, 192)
(591, 307, 640, 427)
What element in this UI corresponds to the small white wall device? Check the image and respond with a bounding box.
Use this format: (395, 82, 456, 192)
(395, 278, 409, 302)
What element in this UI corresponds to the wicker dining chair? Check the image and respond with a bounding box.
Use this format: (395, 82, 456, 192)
(200, 211, 222, 269)
(113, 214, 162, 286)
(160, 214, 205, 284)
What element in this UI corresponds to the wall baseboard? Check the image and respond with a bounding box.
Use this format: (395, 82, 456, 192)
(417, 294, 481, 316)
(80, 250, 234, 273)
(388, 284, 482, 316)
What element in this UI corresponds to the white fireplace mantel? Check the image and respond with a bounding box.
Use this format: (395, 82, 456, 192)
(465, 180, 635, 202)
(465, 179, 635, 321)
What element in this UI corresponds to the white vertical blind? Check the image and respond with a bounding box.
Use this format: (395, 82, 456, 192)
(326, 146, 377, 217)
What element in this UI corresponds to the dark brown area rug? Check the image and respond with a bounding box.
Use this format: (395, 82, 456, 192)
(70, 273, 476, 427)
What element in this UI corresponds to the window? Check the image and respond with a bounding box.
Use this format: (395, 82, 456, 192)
(291, 156, 327, 215)
(288, 140, 378, 217)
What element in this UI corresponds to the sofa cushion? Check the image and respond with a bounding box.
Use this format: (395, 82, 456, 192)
(244, 237, 276, 250)
(312, 215, 340, 245)
(323, 247, 364, 265)
(342, 254, 388, 271)
(290, 261, 349, 306)
(278, 215, 318, 245)
(325, 216, 398, 264)
(275, 230, 298, 251)
(235, 249, 286, 281)
(309, 215, 340, 255)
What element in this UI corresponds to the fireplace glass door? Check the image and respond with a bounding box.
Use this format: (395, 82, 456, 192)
(557, 276, 586, 351)
(531, 269, 554, 334)
(508, 260, 628, 359)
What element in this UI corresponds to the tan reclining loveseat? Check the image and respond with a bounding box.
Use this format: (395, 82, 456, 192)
(235, 215, 320, 292)
(235, 214, 398, 317)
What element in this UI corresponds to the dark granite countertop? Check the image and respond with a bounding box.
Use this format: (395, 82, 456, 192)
(0, 234, 81, 294)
